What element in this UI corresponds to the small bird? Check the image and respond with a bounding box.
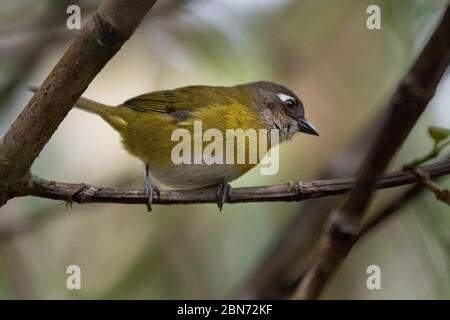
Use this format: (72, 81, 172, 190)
(30, 81, 318, 211)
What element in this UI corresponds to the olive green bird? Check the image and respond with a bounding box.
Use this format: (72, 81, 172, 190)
(30, 81, 318, 211)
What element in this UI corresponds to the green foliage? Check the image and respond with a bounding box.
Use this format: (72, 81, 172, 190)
(408, 126, 450, 167)
(429, 126, 450, 145)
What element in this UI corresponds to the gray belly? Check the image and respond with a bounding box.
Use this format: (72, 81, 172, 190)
(147, 163, 243, 189)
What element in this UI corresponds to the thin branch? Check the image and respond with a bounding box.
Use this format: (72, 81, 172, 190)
(0, 0, 157, 207)
(358, 184, 424, 237)
(294, 6, 450, 299)
(410, 167, 450, 205)
(22, 159, 450, 205)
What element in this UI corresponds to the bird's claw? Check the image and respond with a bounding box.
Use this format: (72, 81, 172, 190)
(216, 182, 232, 212)
(144, 179, 160, 212)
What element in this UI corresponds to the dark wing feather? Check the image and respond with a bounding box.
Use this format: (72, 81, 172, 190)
(123, 90, 177, 114)
(122, 86, 230, 115)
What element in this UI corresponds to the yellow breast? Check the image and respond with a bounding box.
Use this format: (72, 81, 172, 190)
(111, 102, 267, 187)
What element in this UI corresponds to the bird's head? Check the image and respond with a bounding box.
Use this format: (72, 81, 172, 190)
(242, 81, 319, 141)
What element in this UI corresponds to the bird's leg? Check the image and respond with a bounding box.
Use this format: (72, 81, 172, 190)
(144, 164, 159, 212)
(216, 182, 232, 211)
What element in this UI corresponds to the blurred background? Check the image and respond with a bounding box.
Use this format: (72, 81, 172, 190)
(0, 0, 449, 299)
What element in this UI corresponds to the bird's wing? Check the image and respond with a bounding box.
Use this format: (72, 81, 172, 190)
(122, 86, 225, 115)
(123, 90, 177, 114)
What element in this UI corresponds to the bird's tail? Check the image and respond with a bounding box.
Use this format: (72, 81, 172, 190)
(27, 85, 114, 117)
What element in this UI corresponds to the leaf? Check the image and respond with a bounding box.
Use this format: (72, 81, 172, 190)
(406, 125, 450, 168)
(428, 126, 450, 144)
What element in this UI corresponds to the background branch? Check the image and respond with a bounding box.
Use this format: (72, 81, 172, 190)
(0, 0, 157, 207)
(0, 0, 72, 116)
(294, 6, 450, 299)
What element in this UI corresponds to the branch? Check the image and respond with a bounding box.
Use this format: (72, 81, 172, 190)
(294, 6, 450, 299)
(410, 167, 450, 205)
(22, 158, 450, 205)
(358, 184, 424, 237)
(0, 0, 157, 207)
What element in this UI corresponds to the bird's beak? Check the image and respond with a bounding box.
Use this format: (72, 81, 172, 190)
(298, 117, 319, 136)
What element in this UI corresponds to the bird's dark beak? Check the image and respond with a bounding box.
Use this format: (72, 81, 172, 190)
(298, 117, 319, 136)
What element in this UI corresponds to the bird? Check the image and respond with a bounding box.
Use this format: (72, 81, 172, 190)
(29, 81, 318, 211)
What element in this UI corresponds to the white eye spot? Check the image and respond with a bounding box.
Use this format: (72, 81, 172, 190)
(278, 93, 295, 103)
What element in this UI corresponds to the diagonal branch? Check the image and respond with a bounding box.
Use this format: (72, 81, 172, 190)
(23, 158, 450, 205)
(294, 6, 450, 299)
(0, 0, 157, 207)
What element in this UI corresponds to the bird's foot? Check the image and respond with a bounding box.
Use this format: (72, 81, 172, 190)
(144, 178, 160, 212)
(216, 182, 232, 212)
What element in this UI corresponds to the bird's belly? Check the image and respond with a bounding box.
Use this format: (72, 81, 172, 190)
(147, 163, 244, 189)
(119, 113, 264, 189)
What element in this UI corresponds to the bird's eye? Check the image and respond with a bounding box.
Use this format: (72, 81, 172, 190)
(277, 93, 297, 109)
(284, 99, 296, 109)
